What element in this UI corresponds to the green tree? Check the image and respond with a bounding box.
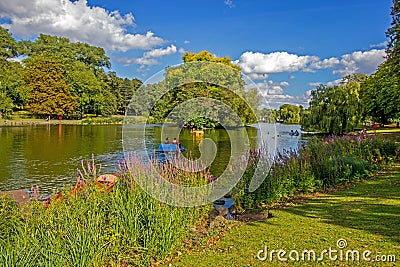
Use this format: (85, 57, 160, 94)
(302, 75, 364, 134)
(24, 56, 78, 116)
(361, 61, 400, 123)
(0, 27, 24, 118)
(145, 51, 259, 127)
(386, 0, 400, 74)
(278, 104, 301, 124)
(359, 1, 400, 124)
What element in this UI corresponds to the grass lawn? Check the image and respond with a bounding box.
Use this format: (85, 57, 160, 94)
(163, 166, 400, 266)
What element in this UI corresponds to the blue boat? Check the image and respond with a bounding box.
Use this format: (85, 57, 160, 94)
(156, 144, 185, 152)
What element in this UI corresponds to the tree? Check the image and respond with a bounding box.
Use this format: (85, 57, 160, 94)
(301, 74, 364, 134)
(0, 27, 24, 118)
(144, 51, 259, 127)
(359, 1, 400, 124)
(278, 104, 301, 124)
(24, 56, 78, 116)
(361, 61, 400, 123)
(386, 0, 400, 74)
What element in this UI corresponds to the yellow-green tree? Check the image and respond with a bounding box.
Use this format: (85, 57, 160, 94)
(24, 56, 78, 117)
(147, 50, 259, 127)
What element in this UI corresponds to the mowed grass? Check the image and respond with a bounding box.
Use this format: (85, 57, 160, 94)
(163, 166, 400, 267)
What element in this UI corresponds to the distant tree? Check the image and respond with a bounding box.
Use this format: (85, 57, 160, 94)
(258, 108, 275, 123)
(278, 104, 301, 124)
(24, 56, 78, 117)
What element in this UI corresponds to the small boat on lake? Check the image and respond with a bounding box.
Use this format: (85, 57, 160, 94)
(289, 130, 300, 136)
(156, 143, 185, 153)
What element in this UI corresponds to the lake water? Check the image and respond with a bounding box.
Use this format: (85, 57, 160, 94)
(0, 123, 303, 193)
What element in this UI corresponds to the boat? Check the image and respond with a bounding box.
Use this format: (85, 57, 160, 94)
(289, 130, 300, 136)
(156, 143, 185, 152)
(191, 129, 204, 135)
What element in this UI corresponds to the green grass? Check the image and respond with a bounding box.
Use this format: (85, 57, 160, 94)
(165, 166, 400, 266)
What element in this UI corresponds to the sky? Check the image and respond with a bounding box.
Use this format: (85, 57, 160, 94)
(0, 0, 393, 109)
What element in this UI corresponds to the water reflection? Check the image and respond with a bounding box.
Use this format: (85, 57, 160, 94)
(0, 123, 304, 193)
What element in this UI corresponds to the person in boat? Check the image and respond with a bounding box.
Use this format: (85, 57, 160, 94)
(295, 130, 299, 136)
(290, 130, 294, 135)
(164, 137, 169, 144)
(172, 137, 179, 144)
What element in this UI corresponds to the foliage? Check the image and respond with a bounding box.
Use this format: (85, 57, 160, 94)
(0, 27, 142, 118)
(0, 156, 210, 266)
(301, 74, 365, 134)
(233, 133, 399, 211)
(360, 0, 400, 124)
(0, 27, 19, 60)
(361, 61, 400, 124)
(386, 0, 400, 74)
(277, 104, 302, 124)
(141, 51, 259, 128)
(23, 56, 79, 116)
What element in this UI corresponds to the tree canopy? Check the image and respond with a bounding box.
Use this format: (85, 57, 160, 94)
(141, 51, 260, 128)
(0, 27, 141, 118)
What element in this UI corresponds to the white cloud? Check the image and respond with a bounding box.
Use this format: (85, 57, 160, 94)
(236, 49, 386, 80)
(142, 45, 177, 58)
(247, 79, 310, 109)
(370, 41, 388, 48)
(0, 0, 164, 52)
(224, 0, 235, 8)
(236, 51, 319, 76)
(116, 45, 177, 66)
(332, 49, 386, 76)
(246, 73, 269, 80)
(183, 40, 190, 44)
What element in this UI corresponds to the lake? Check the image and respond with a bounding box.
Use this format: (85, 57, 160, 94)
(0, 123, 303, 193)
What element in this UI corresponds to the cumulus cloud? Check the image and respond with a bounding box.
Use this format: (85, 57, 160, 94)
(332, 49, 386, 76)
(237, 49, 386, 80)
(116, 45, 177, 66)
(236, 51, 319, 76)
(0, 0, 164, 52)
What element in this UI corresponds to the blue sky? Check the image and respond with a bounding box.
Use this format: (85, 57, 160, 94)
(0, 0, 393, 108)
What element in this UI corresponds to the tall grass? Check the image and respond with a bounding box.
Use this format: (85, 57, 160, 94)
(233, 133, 400, 211)
(0, 154, 210, 267)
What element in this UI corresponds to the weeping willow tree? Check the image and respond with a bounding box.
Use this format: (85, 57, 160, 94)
(301, 74, 365, 134)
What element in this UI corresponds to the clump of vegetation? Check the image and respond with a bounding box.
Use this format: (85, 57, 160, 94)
(233, 133, 400, 211)
(0, 155, 211, 266)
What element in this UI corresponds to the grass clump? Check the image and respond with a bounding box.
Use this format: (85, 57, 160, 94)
(0, 155, 211, 267)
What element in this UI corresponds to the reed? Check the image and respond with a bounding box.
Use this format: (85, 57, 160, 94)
(0, 154, 210, 266)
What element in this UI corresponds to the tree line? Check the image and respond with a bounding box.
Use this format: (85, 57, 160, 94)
(0, 29, 260, 127)
(0, 28, 142, 119)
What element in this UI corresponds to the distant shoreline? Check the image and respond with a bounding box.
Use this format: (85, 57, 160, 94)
(0, 118, 121, 127)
